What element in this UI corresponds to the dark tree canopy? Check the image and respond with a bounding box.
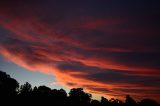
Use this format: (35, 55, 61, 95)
(0, 70, 19, 96)
(0, 70, 159, 106)
(19, 82, 32, 95)
(125, 95, 137, 106)
(69, 88, 92, 103)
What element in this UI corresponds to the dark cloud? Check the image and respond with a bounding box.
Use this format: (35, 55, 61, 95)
(58, 61, 160, 86)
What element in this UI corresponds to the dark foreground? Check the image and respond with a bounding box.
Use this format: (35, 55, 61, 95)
(0, 70, 159, 106)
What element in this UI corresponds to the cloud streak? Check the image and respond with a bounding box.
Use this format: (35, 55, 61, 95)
(0, 0, 160, 101)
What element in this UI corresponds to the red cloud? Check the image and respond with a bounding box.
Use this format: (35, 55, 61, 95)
(0, 2, 160, 102)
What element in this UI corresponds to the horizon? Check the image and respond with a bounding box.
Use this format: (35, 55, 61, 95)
(0, 69, 159, 104)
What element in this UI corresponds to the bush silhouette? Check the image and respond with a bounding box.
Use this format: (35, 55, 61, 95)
(0, 70, 159, 106)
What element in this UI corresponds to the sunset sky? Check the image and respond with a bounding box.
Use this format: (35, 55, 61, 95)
(0, 0, 160, 102)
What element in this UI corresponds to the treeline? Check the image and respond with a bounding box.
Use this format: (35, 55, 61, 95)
(0, 70, 159, 106)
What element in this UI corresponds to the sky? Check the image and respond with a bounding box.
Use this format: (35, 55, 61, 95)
(0, 0, 160, 102)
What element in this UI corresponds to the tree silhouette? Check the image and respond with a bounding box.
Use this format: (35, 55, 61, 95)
(0, 71, 19, 105)
(0, 70, 159, 106)
(19, 82, 32, 95)
(91, 100, 101, 106)
(139, 99, 159, 106)
(125, 95, 137, 106)
(69, 88, 92, 105)
(0, 71, 19, 96)
(109, 98, 123, 106)
(101, 96, 109, 106)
